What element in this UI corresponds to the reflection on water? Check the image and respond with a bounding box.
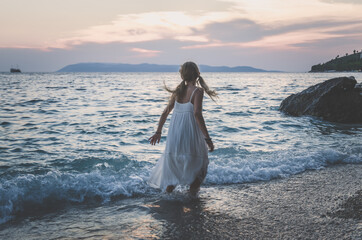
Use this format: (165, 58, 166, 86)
(148, 194, 235, 239)
(149, 197, 206, 236)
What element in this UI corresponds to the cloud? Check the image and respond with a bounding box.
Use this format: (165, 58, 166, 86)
(0, 0, 236, 49)
(51, 2, 362, 53)
(130, 48, 161, 57)
(2, 0, 362, 52)
(183, 17, 362, 50)
(46, 11, 242, 50)
(242, 21, 362, 49)
(320, 0, 362, 4)
(130, 48, 160, 53)
(201, 19, 264, 43)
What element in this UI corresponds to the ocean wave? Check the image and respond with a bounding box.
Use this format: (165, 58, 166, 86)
(206, 148, 361, 184)
(0, 148, 360, 225)
(0, 168, 154, 224)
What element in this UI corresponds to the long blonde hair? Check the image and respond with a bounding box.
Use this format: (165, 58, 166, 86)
(164, 62, 218, 103)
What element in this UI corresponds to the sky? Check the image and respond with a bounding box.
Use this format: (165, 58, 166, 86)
(1, 0, 362, 72)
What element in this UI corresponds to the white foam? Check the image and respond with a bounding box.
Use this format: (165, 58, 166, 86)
(0, 148, 361, 225)
(205, 148, 361, 184)
(0, 169, 154, 224)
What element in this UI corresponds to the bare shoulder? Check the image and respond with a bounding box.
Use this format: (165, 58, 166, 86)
(193, 88, 204, 105)
(195, 87, 204, 94)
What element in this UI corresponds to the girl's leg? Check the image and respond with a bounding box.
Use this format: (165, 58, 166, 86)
(189, 178, 201, 195)
(166, 185, 175, 193)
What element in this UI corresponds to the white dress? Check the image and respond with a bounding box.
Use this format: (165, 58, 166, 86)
(148, 88, 209, 191)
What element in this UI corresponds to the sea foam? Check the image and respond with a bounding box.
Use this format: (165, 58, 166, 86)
(206, 148, 361, 184)
(1, 147, 360, 224)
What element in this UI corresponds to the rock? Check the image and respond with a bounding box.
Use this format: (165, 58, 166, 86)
(279, 76, 362, 123)
(355, 82, 362, 90)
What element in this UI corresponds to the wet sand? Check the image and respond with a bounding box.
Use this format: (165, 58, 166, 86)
(150, 164, 362, 239)
(0, 164, 361, 239)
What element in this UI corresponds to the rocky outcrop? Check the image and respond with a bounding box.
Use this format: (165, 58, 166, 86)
(280, 76, 362, 123)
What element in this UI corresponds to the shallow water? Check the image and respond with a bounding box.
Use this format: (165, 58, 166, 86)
(0, 72, 361, 229)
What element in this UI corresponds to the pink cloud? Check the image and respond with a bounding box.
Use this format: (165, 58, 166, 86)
(130, 47, 161, 57)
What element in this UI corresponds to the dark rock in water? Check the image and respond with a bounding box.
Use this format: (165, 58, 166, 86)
(280, 76, 362, 123)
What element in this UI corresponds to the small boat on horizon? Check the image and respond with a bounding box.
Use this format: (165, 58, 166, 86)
(10, 66, 21, 73)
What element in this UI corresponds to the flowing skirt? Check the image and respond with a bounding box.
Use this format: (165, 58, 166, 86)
(148, 107, 209, 191)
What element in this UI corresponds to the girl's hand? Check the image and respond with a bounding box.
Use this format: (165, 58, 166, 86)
(148, 132, 161, 145)
(205, 139, 214, 152)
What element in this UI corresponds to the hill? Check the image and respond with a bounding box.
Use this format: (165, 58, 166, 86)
(57, 63, 279, 72)
(310, 51, 362, 72)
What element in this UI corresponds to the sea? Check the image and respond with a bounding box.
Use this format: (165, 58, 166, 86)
(0, 72, 361, 238)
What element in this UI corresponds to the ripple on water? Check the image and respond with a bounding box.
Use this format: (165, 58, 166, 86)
(225, 111, 251, 117)
(10, 148, 23, 153)
(1, 108, 14, 112)
(0, 122, 11, 126)
(18, 127, 38, 132)
(30, 149, 53, 154)
(220, 126, 240, 133)
(262, 120, 278, 125)
(23, 123, 36, 126)
(280, 123, 305, 129)
(45, 86, 68, 89)
(24, 99, 44, 104)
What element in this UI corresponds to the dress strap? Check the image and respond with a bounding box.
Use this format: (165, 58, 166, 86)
(189, 88, 198, 102)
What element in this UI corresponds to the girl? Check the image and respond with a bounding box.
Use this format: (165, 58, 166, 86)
(148, 61, 216, 194)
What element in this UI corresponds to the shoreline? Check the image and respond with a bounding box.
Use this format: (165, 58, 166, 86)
(148, 164, 362, 239)
(0, 164, 361, 239)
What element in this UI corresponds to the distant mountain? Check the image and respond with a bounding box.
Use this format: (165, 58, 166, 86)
(57, 62, 279, 72)
(310, 51, 362, 72)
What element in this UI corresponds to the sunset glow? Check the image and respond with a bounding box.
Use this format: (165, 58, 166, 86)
(1, 0, 362, 71)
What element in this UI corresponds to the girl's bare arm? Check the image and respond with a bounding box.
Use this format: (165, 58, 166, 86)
(193, 89, 214, 151)
(149, 98, 175, 145)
